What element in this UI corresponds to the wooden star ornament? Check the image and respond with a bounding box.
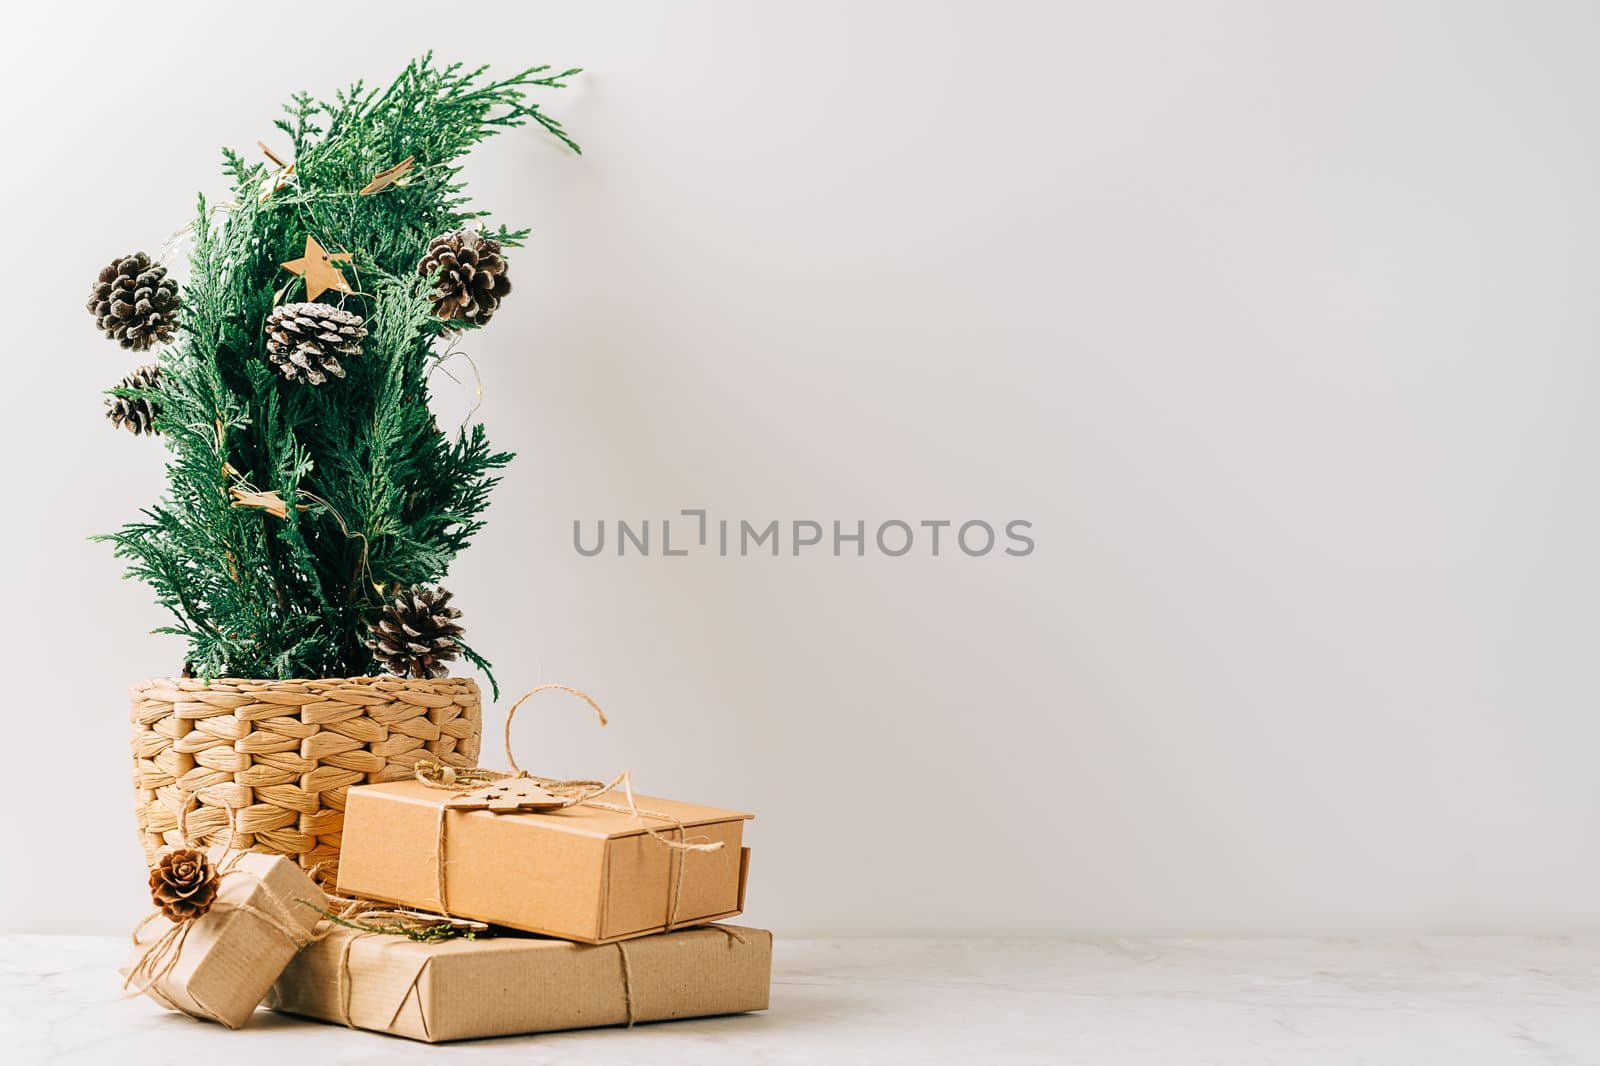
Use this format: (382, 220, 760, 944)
(360, 156, 415, 196)
(281, 235, 354, 301)
(443, 778, 568, 814)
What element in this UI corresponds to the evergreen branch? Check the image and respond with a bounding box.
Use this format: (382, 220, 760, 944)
(101, 57, 577, 678)
(458, 641, 500, 702)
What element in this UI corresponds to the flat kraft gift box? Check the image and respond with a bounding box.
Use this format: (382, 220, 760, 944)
(335, 777, 752, 943)
(123, 850, 327, 1029)
(267, 922, 773, 1042)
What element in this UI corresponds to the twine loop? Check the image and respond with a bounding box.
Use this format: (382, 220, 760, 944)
(412, 684, 723, 924)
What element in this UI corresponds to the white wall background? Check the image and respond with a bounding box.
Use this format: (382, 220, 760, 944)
(3, 0, 1597, 935)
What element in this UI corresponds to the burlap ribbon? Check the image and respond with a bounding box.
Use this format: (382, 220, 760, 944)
(414, 683, 724, 928)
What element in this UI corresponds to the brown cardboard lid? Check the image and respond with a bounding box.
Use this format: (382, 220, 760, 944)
(351, 778, 753, 840)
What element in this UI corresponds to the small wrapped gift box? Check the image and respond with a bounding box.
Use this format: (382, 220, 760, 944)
(335, 777, 752, 943)
(123, 850, 327, 1029)
(267, 922, 773, 1042)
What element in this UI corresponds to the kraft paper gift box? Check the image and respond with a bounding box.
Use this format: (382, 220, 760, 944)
(122, 850, 327, 1029)
(267, 922, 773, 1042)
(335, 777, 753, 943)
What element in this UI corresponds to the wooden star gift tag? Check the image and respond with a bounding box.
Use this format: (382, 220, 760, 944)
(280, 235, 354, 301)
(443, 778, 568, 814)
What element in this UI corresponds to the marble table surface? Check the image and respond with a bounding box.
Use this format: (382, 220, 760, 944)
(4, 934, 1597, 1064)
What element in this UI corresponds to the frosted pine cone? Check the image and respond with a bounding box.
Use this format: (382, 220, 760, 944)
(265, 302, 367, 385)
(418, 229, 510, 326)
(87, 253, 180, 351)
(105, 363, 162, 436)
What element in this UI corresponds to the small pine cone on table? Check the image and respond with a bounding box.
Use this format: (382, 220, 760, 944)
(86, 252, 180, 351)
(105, 363, 163, 436)
(265, 302, 367, 385)
(149, 848, 218, 923)
(418, 228, 510, 326)
(367, 585, 464, 679)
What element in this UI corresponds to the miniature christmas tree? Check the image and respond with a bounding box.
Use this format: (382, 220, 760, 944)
(93, 56, 579, 685)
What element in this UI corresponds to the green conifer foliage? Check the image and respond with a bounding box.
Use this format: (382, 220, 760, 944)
(99, 56, 579, 682)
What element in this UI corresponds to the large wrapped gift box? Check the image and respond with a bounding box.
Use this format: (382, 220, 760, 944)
(268, 922, 773, 1042)
(123, 850, 327, 1029)
(335, 778, 752, 943)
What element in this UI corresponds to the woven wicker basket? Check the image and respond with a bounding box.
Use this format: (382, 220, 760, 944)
(130, 676, 481, 880)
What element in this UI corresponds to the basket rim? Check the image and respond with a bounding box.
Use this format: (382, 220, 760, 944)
(130, 675, 482, 690)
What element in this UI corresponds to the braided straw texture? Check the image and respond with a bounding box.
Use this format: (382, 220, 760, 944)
(130, 676, 481, 881)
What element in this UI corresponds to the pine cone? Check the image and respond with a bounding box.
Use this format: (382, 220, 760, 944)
(265, 302, 368, 385)
(418, 229, 511, 326)
(367, 585, 464, 679)
(148, 848, 219, 923)
(86, 252, 180, 351)
(105, 363, 162, 436)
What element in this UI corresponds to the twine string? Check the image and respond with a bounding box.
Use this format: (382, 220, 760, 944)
(435, 800, 452, 915)
(334, 926, 369, 1028)
(616, 941, 637, 1027)
(502, 683, 608, 772)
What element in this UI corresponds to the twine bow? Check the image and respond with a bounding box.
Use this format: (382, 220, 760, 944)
(413, 683, 724, 926)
